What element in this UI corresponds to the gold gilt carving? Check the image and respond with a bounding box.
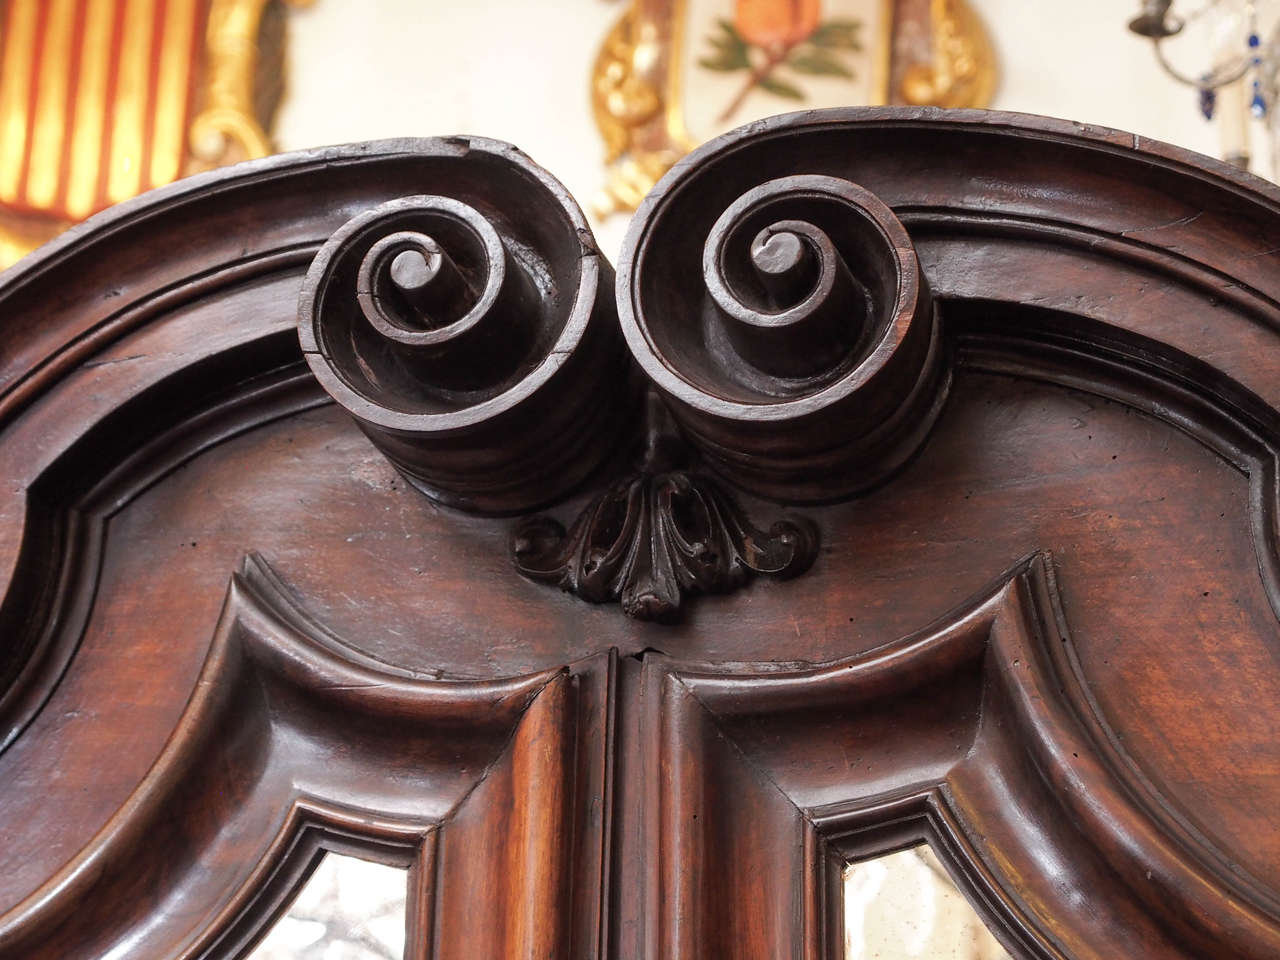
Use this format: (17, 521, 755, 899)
(0, 0, 309, 269)
(591, 1, 694, 216)
(591, 0, 996, 216)
(190, 0, 312, 167)
(900, 0, 996, 109)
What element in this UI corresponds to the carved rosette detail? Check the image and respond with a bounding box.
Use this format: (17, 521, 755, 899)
(511, 471, 817, 622)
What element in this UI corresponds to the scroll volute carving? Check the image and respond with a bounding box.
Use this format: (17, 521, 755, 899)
(298, 131, 953, 617)
(619, 166, 948, 503)
(507, 160, 950, 619)
(298, 139, 635, 515)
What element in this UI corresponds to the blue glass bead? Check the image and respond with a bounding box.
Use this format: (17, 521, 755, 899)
(1249, 32, 1261, 48)
(1252, 90, 1267, 118)
(1200, 85, 1217, 119)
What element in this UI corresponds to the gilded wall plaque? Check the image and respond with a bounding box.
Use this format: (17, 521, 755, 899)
(592, 0, 997, 214)
(0, 0, 310, 269)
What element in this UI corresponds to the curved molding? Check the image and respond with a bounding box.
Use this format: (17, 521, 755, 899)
(953, 306, 1280, 670)
(621, 108, 1280, 421)
(163, 795, 437, 960)
(0, 361, 326, 757)
(8, 111, 1280, 483)
(0, 554, 610, 959)
(643, 554, 1280, 959)
(615, 106, 1280, 630)
(6, 113, 1280, 623)
(0, 138, 582, 430)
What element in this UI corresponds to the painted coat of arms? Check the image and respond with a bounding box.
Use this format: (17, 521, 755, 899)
(592, 0, 995, 213)
(0, 0, 305, 268)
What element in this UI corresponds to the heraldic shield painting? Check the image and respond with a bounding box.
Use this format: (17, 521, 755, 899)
(592, 0, 995, 213)
(0, 0, 306, 268)
(689, 0, 891, 135)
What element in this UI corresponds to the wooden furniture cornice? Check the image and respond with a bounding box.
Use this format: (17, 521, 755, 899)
(0, 108, 1279, 959)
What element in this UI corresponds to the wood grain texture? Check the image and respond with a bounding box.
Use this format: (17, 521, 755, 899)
(0, 111, 1279, 958)
(0, 554, 610, 959)
(638, 555, 1280, 959)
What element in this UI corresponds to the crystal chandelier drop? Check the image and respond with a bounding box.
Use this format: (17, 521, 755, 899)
(1130, 0, 1269, 115)
(1129, 0, 1279, 170)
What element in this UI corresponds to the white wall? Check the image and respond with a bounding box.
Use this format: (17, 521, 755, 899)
(274, 0, 1262, 257)
(274, 0, 620, 243)
(980, 0, 1223, 160)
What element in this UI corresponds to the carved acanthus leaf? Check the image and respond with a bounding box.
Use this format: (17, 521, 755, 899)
(511, 471, 818, 622)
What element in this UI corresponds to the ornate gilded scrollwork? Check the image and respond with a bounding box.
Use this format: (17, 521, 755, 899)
(190, 0, 314, 166)
(590, 4, 694, 216)
(900, 0, 997, 109)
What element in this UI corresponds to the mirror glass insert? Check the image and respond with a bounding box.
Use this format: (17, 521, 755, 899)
(844, 845, 1010, 960)
(249, 851, 408, 960)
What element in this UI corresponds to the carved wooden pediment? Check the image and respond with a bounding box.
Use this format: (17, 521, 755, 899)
(1, 108, 1280, 959)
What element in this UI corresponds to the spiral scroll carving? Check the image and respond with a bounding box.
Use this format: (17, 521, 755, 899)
(298, 139, 635, 514)
(619, 168, 950, 502)
(296, 132, 951, 616)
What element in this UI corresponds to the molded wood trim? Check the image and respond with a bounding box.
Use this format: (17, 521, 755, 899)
(639, 554, 1280, 959)
(0, 555, 611, 959)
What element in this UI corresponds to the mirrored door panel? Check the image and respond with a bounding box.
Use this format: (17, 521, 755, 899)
(249, 854, 408, 960)
(844, 847, 1009, 960)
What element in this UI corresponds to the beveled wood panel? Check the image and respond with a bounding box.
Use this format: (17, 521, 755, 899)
(635, 555, 1279, 958)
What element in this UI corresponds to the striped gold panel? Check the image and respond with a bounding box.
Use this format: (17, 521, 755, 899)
(150, 0, 201, 188)
(105, 0, 160, 205)
(0, 0, 40, 206)
(26, 0, 78, 211)
(0, 0, 206, 221)
(65, 0, 119, 220)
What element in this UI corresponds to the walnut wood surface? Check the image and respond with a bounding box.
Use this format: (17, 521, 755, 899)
(0, 109, 1279, 958)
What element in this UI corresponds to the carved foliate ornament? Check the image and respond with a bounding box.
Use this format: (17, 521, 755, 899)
(511, 394, 819, 621)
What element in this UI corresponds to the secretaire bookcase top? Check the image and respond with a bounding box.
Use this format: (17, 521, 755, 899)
(1, 108, 1279, 959)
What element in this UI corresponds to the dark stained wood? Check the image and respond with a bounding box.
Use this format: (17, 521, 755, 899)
(0, 555, 612, 959)
(622, 168, 947, 502)
(510, 390, 820, 621)
(0, 109, 1279, 959)
(298, 154, 636, 516)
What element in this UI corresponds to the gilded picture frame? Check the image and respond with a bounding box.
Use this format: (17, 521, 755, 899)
(592, 0, 997, 214)
(0, 0, 308, 269)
